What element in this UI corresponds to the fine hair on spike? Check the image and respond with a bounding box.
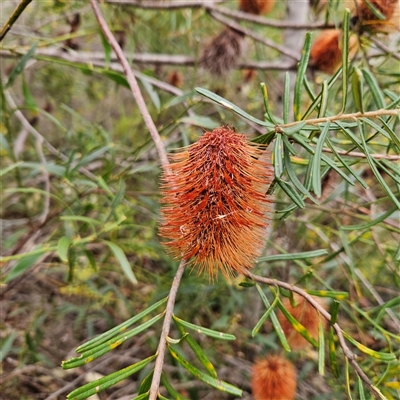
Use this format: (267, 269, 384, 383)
(251, 355, 297, 400)
(199, 28, 245, 76)
(159, 126, 274, 281)
(239, 0, 275, 15)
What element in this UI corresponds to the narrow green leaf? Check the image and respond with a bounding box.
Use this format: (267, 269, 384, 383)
(163, 90, 196, 109)
(0, 161, 23, 177)
(342, 331, 396, 361)
(282, 121, 307, 136)
(195, 87, 274, 128)
(174, 320, 218, 378)
(379, 117, 400, 151)
(179, 115, 219, 130)
(306, 290, 348, 300)
(22, 75, 37, 110)
(0, 332, 17, 362)
(292, 132, 354, 185)
(76, 297, 167, 352)
(362, 68, 385, 109)
(66, 355, 156, 399)
(277, 298, 319, 348)
(312, 121, 331, 197)
(358, 121, 400, 209)
(99, 31, 112, 66)
(352, 67, 364, 113)
(4, 251, 46, 283)
(72, 144, 113, 171)
(172, 315, 235, 341)
(161, 373, 190, 400)
(251, 130, 275, 145)
(276, 179, 305, 209)
(258, 249, 328, 263)
(318, 320, 325, 376)
(167, 345, 242, 397)
(364, 0, 386, 19)
(260, 82, 277, 124)
(319, 80, 329, 117)
(329, 327, 340, 377)
(139, 77, 161, 112)
(345, 358, 353, 400)
(256, 285, 291, 351)
(358, 377, 366, 400)
(60, 215, 102, 226)
(294, 32, 312, 121)
(103, 240, 137, 285)
(57, 236, 72, 262)
(273, 134, 284, 178)
(283, 72, 290, 123)
(341, 9, 350, 112)
(252, 291, 279, 337)
(132, 393, 149, 400)
(105, 179, 126, 221)
(6, 42, 38, 88)
(138, 370, 153, 395)
(62, 313, 163, 369)
(329, 300, 341, 325)
(341, 207, 396, 231)
(325, 138, 369, 189)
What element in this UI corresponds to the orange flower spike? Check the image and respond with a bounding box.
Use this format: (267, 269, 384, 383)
(356, 0, 400, 32)
(277, 294, 328, 350)
(159, 126, 274, 280)
(251, 355, 297, 400)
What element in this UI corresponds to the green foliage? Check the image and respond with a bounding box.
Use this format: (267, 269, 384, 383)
(1, 1, 399, 399)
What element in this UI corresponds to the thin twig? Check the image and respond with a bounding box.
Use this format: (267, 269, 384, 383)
(0, 48, 297, 71)
(321, 147, 400, 161)
(247, 272, 385, 400)
(281, 109, 400, 128)
(149, 259, 187, 400)
(368, 34, 400, 61)
(209, 11, 300, 61)
(0, 0, 33, 42)
(90, 0, 170, 169)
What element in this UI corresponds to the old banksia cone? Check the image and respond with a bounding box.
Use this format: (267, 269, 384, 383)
(159, 126, 273, 280)
(277, 294, 327, 350)
(354, 0, 400, 32)
(310, 29, 358, 74)
(239, 0, 275, 15)
(251, 355, 297, 400)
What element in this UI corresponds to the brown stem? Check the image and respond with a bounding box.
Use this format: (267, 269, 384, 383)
(321, 147, 400, 161)
(149, 259, 187, 400)
(247, 272, 386, 400)
(89, 0, 170, 170)
(0, 0, 32, 42)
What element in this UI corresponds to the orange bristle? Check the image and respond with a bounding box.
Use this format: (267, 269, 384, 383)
(159, 126, 274, 280)
(239, 0, 276, 15)
(310, 29, 342, 74)
(277, 294, 328, 350)
(356, 0, 399, 32)
(251, 355, 297, 400)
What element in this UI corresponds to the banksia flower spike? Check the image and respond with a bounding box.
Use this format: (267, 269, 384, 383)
(199, 28, 245, 75)
(354, 0, 400, 32)
(159, 126, 274, 280)
(251, 355, 297, 400)
(239, 0, 275, 15)
(309, 29, 358, 74)
(277, 294, 327, 350)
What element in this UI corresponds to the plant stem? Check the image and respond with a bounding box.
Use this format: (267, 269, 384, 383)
(149, 259, 187, 400)
(89, 0, 170, 170)
(0, 0, 32, 42)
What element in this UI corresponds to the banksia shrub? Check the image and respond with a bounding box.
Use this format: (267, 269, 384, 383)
(277, 294, 328, 350)
(309, 29, 358, 74)
(159, 126, 273, 280)
(251, 355, 297, 400)
(354, 0, 399, 32)
(199, 28, 244, 75)
(239, 0, 275, 15)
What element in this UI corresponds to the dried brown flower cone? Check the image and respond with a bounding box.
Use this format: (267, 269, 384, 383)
(199, 28, 245, 76)
(239, 0, 275, 15)
(167, 70, 184, 88)
(309, 29, 358, 74)
(251, 355, 297, 400)
(159, 126, 273, 280)
(355, 0, 400, 32)
(277, 294, 328, 350)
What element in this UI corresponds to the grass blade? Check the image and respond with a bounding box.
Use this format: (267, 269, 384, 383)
(258, 249, 328, 262)
(6, 42, 38, 88)
(318, 320, 325, 376)
(252, 291, 279, 337)
(341, 9, 350, 112)
(312, 121, 331, 197)
(274, 134, 284, 178)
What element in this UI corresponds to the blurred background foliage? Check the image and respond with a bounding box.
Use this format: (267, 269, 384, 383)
(1, 0, 399, 399)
